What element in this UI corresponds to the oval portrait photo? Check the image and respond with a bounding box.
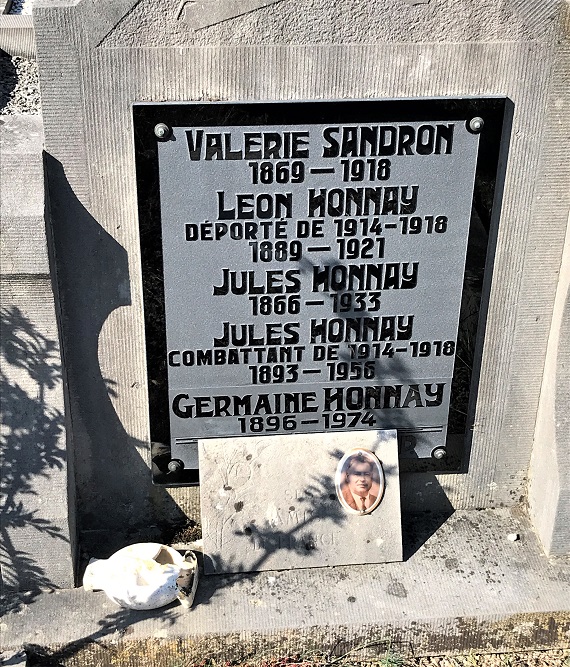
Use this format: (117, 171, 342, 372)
(335, 449, 385, 515)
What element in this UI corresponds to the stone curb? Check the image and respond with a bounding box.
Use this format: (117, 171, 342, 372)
(2, 510, 570, 658)
(0, 114, 48, 275)
(0, 15, 35, 58)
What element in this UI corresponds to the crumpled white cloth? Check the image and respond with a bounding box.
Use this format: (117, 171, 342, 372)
(83, 543, 198, 610)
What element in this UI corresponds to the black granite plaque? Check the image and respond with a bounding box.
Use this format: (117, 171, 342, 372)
(133, 98, 509, 479)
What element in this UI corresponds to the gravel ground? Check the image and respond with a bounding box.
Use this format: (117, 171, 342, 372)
(414, 651, 570, 667)
(19, 643, 570, 667)
(8, 0, 34, 14)
(0, 0, 40, 114)
(0, 53, 40, 114)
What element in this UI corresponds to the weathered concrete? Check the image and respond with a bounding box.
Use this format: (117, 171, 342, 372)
(0, 5, 568, 663)
(199, 431, 401, 573)
(2, 509, 569, 657)
(530, 212, 570, 556)
(0, 15, 35, 58)
(31, 0, 570, 559)
(0, 115, 47, 274)
(0, 114, 75, 590)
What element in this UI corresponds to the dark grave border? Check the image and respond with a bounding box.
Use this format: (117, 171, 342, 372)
(133, 97, 511, 485)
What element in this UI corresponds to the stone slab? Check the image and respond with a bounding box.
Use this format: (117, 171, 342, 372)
(0, 15, 35, 58)
(529, 212, 570, 555)
(0, 115, 73, 592)
(32, 0, 570, 559)
(0, 115, 48, 275)
(199, 430, 401, 573)
(179, 0, 285, 30)
(0, 276, 75, 591)
(0, 215, 49, 275)
(1, 509, 569, 657)
(0, 153, 43, 217)
(0, 114, 43, 155)
(101, 0, 560, 47)
(144, 101, 487, 460)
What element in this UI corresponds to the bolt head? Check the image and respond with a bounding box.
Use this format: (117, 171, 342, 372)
(154, 123, 171, 139)
(469, 117, 484, 133)
(432, 447, 446, 460)
(167, 459, 183, 473)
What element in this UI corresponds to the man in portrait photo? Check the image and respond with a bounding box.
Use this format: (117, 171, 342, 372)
(341, 452, 378, 512)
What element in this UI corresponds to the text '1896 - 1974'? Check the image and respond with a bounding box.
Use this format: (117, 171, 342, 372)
(150, 104, 481, 457)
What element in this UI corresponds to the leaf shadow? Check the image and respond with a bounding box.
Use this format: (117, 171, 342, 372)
(1, 305, 68, 608)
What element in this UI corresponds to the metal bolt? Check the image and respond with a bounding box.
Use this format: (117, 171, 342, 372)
(167, 459, 184, 473)
(154, 123, 171, 139)
(469, 117, 484, 133)
(432, 447, 447, 460)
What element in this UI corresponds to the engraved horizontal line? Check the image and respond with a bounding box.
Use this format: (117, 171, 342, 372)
(307, 246, 331, 252)
(0, 273, 52, 280)
(310, 168, 335, 174)
(398, 427, 444, 434)
(301, 419, 320, 424)
(395, 347, 407, 352)
(305, 300, 325, 306)
(302, 369, 321, 374)
(384, 223, 398, 229)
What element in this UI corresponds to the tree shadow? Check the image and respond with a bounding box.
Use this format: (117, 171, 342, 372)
(0, 51, 18, 111)
(16, 452, 448, 664)
(1, 154, 191, 612)
(23, 605, 181, 666)
(42, 153, 189, 561)
(18, 462, 379, 664)
(203, 467, 349, 575)
(18, 466, 348, 663)
(0, 305, 68, 604)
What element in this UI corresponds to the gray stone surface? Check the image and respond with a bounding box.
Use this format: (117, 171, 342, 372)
(102, 0, 552, 47)
(0, 113, 75, 591)
(0, 115, 47, 273)
(199, 431, 401, 573)
(1, 509, 569, 656)
(0, 15, 35, 58)
(179, 0, 285, 30)
(31, 0, 570, 559)
(0, 277, 75, 591)
(156, 109, 475, 456)
(529, 213, 570, 556)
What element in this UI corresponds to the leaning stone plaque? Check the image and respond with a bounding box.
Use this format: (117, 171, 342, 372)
(199, 430, 401, 573)
(134, 98, 507, 475)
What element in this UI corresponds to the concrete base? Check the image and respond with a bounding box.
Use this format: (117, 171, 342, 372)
(0, 115, 75, 593)
(529, 213, 570, 556)
(2, 509, 569, 658)
(0, 15, 35, 58)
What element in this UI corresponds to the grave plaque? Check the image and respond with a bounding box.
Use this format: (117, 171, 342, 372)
(134, 99, 507, 472)
(198, 430, 401, 573)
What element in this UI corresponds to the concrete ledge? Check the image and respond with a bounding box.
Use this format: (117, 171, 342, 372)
(530, 213, 570, 555)
(0, 15, 35, 58)
(0, 115, 47, 275)
(0, 276, 75, 593)
(2, 509, 569, 657)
